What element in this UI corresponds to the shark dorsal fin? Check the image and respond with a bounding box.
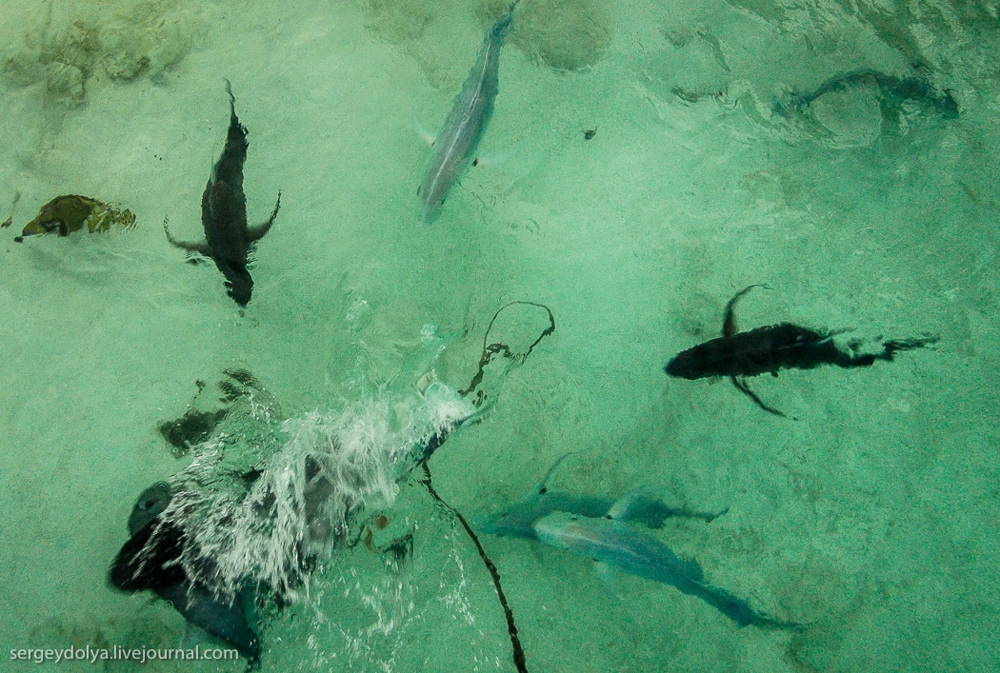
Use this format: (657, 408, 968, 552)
(535, 452, 575, 495)
(605, 491, 636, 520)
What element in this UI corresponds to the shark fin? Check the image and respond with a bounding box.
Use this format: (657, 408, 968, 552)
(606, 486, 685, 528)
(606, 487, 658, 521)
(455, 397, 496, 430)
(607, 488, 731, 528)
(413, 114, 437, 147)
(594, 561, 622, 602)
(180, 622, 227, 651)
(535, 452, 575, 495)
(247, 192, 281, 242)
(471, 151, 506, 168)
(163, 217, 211, 256)
(158, 582, 260, 662)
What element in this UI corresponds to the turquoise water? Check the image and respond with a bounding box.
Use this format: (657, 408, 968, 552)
(1, 0, 998, 671)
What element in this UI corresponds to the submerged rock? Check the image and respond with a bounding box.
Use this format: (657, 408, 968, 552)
(13, 195, 135, 242)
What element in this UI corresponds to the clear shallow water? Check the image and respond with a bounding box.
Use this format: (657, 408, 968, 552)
(0, 0, 998, 671)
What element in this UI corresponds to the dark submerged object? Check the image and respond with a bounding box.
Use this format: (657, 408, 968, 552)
(158, 408, 227, 458)
(164, 79, 280, 306)
(13, 195, 135, 242)
(475, 453, 727, 540)
(775, 68, 958, 121)
(157, 369, 269, 458)
(665, 285, 938, 417)
(108, 481, 261, 664)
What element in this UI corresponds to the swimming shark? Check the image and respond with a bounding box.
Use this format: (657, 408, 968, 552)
(419, 3, 517, 223)
(108, 481, 261, 664)
(164, 79, 280, 306)
(475, 454, 726, 539)
(665, 285, 938, 417)
(534, 510, 800, 629)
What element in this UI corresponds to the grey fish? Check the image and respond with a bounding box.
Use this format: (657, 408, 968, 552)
(419, 8, 514, 223)
(534, 511, 800, 629)
(475, 454, 725, 539)
(164, 79, 280, 306)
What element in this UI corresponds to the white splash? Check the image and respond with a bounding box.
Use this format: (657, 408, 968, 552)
(155, 379, 476, 602)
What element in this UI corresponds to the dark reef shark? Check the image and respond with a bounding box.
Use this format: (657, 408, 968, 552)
(475, 454, 726, 539)
(164, 79, 280, 306)
(108, 481, 261, 664)
(665, 285, 938, 417)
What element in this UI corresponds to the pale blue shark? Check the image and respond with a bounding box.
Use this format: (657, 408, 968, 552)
(533, 511, 801, 629)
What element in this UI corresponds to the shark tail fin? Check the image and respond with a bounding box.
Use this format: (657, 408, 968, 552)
(695, 582, 802, 630)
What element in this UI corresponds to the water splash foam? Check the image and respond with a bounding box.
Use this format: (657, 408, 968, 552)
(149, 380, 476, 603)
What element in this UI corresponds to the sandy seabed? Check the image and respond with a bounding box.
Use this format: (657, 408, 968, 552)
(1, 0, 998, 671)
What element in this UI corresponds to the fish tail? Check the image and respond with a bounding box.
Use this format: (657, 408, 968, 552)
(695, 582, 799, 629)
(879, 334, 940, 361)
(691, 582, 759, 626)
(223, 77, 235, 109)
(492, 0, 519, 37)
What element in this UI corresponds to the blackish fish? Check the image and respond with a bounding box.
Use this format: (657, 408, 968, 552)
(665, 285, 938, 417)
(475, 453, 725, 539)
(776, 68, 958, 120)
(165, 79, 280, 306)
(108, 481, 261, 664)
(419, 5, 516, 223)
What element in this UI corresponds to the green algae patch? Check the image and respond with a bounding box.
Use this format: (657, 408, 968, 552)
(14, 195, 136, 241)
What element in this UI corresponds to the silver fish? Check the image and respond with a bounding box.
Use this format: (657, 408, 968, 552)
(419, 11, 513, 223)
(534, 511, 800, 629)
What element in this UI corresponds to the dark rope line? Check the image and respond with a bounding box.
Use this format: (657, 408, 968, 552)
(420, 463, 528, 673)
(411, 300, 552, 671)
(460, 301, 556, 399)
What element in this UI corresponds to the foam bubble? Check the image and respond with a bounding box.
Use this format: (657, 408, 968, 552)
(151, 379, 476, 602)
